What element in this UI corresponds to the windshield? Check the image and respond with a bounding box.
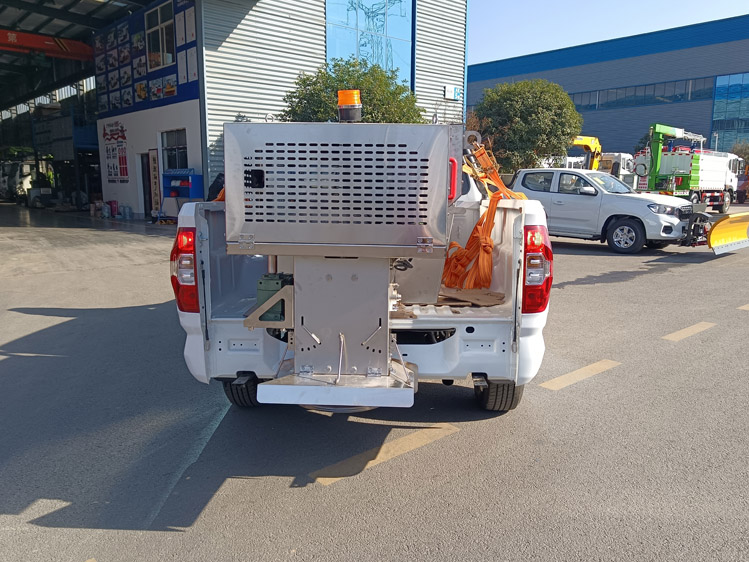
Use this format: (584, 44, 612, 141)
(587, 172, 633, 194)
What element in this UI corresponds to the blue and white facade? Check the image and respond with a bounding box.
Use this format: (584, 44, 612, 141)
(97, 0, 467, 217)
(467, 15, 749, 154)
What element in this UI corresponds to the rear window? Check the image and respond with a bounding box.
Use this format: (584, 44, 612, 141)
(522, 172, 553, 192)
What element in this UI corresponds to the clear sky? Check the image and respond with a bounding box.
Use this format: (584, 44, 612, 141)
(467, 2, 748, 65)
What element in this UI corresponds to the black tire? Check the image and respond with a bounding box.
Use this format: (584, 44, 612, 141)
(474, 379, 524, 412)
(222, 374, 260, 408)
(646, 240, 669, 250)
(738, 191, 747, 204)
(716, 191, 731, 214)
(606, 218, 646, 254)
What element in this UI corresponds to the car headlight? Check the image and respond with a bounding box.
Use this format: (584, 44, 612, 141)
(648, 203, 678, 216)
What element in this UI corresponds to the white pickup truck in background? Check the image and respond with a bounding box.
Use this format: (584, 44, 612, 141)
(510, 168, 700, 253)
(171, 123, 553, 413)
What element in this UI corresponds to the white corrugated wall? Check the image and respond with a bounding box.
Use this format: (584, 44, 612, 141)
(201, 0, 326, 181)
(414, 0, 466, 124)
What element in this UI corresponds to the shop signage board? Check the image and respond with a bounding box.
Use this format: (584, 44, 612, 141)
(94, 0, 199, 118)
(148, 148, 161, 215)
(102, 121, 129, 183)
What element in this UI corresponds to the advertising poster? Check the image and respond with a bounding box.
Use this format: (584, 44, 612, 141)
(185, 6, 196, 42)
(149, 78, 163, 100)
(108, 70, 119, 90)
(187, 46, 198, 82)
(122, 88, 134, 107)
(94, 0, 198, 119)
(135, 81, 147, 103)
(177, 50, 187, 84)
(164, 75, 177, 98)
(109, 91, 121, 110)
(103, 121, 129, 183)
(133, 55, 147, 79)
(120, 66, 132, 87)
(176, 11, 185, 47)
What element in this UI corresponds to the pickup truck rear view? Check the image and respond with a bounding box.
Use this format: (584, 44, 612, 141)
(171, 122, 552, 412)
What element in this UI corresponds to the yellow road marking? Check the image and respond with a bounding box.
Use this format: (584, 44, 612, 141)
(539, 360, 621, 391)
(739, 304, 749, 311)
(662, 322, 716, 342)
(310, 423, 458, 486)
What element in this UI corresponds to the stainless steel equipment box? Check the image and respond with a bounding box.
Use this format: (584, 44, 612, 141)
(223, 122, 453, 258)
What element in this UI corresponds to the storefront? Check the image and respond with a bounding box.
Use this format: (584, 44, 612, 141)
(95, 0, 468, 220)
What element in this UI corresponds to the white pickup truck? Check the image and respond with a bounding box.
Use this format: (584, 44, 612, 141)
(171, 123, 553, 412)
(510, 168, 701, 253)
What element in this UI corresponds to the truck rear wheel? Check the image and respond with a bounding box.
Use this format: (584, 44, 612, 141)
(474, 378, 524, 412)
(607, 218, 645, 254)
(716, 191, 731, 214)
(222, 373, 261, 408)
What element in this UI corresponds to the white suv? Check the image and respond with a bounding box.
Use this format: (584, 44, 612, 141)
(511, 168, 694, 253)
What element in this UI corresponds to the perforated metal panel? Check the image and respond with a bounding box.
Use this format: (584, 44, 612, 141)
(224, 123, 452, 258)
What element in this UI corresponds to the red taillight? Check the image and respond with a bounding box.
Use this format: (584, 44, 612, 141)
(170, 227, 199, 313)
(522, 224, 553, 314)
(177, 229, 195, 252)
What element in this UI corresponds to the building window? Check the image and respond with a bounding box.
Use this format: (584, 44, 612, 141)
(162, 128, 187, 170)
(146, 1, 175, 71)
(570, 76, 716, 113)
(712, 72, 749, 151)
(326, 0, 413, 87)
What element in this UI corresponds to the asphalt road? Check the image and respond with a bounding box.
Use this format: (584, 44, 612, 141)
(1, 202, 748, 562)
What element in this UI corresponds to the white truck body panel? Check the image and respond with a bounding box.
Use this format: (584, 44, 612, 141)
(176, 197, 549, 398)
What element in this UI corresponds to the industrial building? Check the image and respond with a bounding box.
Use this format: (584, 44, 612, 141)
(1, 0, 467, 219)
(467, 14, 749, 155)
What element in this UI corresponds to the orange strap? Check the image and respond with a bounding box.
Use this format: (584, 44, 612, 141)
(442, 190, 505, 289)
(442, 146, 526, 290)
(213, 187, 225, 201)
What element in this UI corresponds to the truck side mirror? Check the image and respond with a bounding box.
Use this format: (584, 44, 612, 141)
(580, 185, 597, 196)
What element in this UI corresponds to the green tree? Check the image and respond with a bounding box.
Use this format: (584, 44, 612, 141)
(472, 80, 583, 171)
(730, 140, 749, 162)
(279, 57, 424, 124)
(633, 133, 651, 153)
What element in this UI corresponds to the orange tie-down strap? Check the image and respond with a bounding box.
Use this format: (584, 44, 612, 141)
(443, 149, 526, 290)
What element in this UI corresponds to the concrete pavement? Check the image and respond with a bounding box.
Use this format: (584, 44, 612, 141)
(1, 202, 747, 561)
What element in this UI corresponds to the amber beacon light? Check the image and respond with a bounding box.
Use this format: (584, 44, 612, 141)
(337, 89, 362, 122)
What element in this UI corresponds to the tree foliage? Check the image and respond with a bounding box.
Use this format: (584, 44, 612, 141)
(279, 57, 424, 124)
(633, 133, 651, 154)
(471, 80, 583, 172)
(730, 140, 749, 161)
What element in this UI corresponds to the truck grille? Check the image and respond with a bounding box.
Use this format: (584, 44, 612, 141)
(678, 206, 692, 220)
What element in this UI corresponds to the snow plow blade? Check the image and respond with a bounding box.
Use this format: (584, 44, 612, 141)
(708, 212, 749, 255)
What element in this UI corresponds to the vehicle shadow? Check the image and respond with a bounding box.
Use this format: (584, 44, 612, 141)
(1, 303, 492, 532)
(551, 242, 718, 290)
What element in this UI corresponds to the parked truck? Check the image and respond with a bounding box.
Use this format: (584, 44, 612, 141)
(171, 121, 553, 412)
(633, 123, 742, 213)
(599, 152, 635, 187)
